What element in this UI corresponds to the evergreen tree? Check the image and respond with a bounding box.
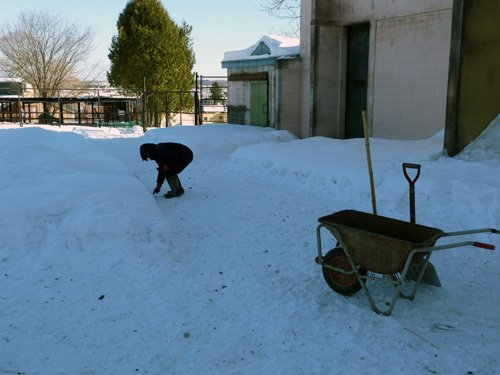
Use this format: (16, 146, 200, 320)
(209, 82, 223, 104)
(107, 0, 195, 125)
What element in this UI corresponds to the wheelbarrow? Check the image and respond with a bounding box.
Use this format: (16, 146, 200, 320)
(315, 210, 498, 315)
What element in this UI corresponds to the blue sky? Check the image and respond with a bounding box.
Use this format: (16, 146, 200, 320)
(1, 0, 296, 78)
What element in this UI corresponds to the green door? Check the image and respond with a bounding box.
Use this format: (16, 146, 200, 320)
(250, 81, 268, 127)
(345, 23, 370, 138)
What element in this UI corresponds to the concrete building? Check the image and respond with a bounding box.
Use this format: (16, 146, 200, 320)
(300, 0, 454, 140)
(221, 35, 302, 134)
(222, 1, 499, 155)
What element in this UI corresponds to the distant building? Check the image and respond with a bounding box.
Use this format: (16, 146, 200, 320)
(222, 35, 301, 133)
(0, 78, 26, 96)
(0, 78, 25, 122)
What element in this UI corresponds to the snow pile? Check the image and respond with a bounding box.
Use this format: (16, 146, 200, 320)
(458, 113, 500, 161)
(0, 122, 499, 374)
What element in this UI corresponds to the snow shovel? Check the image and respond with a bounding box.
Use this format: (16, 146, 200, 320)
(402, 163, 441, 286)
(362, 111, 377, 215)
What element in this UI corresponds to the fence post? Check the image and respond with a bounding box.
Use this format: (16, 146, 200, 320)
(155, 93, 159, 127)
(58, 90, 63, 126)
(200, 75, 203, 125)
(194, 73, 199, 125)
(77, 102, 81, 125)
(97, 88, 101, 126)
(18, 86, 23, 127)
(179, 92, 183, 125)
(142, 77, 147, 131)
(165, 93, 169, 127)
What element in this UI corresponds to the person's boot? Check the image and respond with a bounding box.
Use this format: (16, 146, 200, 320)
(164, 175, 181, 198)
(174, 175, 184, 196)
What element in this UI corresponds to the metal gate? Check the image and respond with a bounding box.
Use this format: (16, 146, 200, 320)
(196, 74, 227, 125)
(141, 73, 227, 127)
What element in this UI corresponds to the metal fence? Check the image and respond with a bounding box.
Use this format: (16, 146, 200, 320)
(0, 86, 140, 127)
(0, 74, 228, 128)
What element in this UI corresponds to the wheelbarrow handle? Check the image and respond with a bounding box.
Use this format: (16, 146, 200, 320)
(443, 227, 499, 237)
(412, 240, 495, 255)
(474, 242, 495, 250)
(440, 228, 498, 250)
(403, 163, 421, 185)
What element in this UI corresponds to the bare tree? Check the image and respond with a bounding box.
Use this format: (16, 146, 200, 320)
(260, 0, 301, 36)
(0, 10, 103, 109)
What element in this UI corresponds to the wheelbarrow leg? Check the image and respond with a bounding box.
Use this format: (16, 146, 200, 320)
(399, 251, 434, 300)
(317, 224, 410, 316)
(357, 276, 404, 316)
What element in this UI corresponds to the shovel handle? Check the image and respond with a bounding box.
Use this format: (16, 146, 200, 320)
(403, 163, 421, 185)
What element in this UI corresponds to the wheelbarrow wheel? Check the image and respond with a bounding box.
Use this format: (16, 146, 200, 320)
(322, 247, 365, 296)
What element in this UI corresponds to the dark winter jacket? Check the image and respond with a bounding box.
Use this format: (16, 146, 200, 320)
(140, 143, 193, 183)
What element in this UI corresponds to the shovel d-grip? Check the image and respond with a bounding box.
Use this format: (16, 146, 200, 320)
(403, 163, 421, 224)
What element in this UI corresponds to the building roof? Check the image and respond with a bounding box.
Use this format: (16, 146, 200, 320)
(0, 78, 25, 96)
(222, 34, 300, 65)
(0, 77, 23, 83)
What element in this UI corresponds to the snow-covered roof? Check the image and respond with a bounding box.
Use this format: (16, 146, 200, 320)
(0, 77, 23, 83)
(222, 34, 300, 63)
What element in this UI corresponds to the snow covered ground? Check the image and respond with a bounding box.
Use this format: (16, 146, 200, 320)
(0, 117, 499, 374)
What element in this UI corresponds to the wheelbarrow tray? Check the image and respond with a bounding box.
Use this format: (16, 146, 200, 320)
(318, 209, 444, 274)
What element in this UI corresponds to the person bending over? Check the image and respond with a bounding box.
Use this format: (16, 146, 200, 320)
(140, 142, 193, 198)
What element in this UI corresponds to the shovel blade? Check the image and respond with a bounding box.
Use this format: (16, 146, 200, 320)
(406, 259, 441, 287)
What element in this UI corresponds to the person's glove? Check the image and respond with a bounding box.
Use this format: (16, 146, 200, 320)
(153, 183, 162, 195)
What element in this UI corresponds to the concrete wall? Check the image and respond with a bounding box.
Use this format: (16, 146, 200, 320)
(340, 0, 450, 21)
(445, 0, 500, 155)
(305, 0, 453, 139)
(372, 10, 452, 139)
(277, 58, 303, 136)
(299, 0, 312, 138)
(314, 25, 344, 138)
